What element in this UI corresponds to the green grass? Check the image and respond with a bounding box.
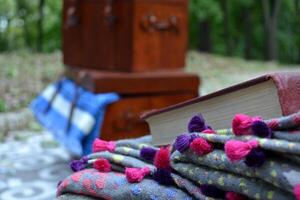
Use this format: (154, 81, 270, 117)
(185, 51, 300, 95)
(0, 50, 299, 112)
(0, 98, 6, 112)
(0, 51, 63, 112)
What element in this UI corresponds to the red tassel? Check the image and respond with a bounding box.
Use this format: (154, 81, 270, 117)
(266, 119, 279, 129)
(93, 158, 111, 172)
(154, 147, 171, 169)
(92, 138, 116, 153)
(190, 138, 213, 155)
(225, 140, 258, 161)
(125, 167, 150, 183)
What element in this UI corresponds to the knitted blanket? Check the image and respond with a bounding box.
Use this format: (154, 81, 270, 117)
(57, 111, 300, 200)
(57, 137, 207, 200)
(57, 169, 193, 200)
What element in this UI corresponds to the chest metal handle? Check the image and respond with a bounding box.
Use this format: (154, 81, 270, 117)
(141, 14, 178, 33)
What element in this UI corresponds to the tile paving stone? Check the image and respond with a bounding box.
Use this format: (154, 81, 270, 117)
(0, 130, 72, 200)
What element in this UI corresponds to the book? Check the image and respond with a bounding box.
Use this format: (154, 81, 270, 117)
(141, 72, 300, 146)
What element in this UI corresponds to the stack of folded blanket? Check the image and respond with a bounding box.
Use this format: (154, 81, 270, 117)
(57, 111, 300, 200)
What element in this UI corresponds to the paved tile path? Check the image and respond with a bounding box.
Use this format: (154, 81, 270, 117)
(0, 130, 72, 200)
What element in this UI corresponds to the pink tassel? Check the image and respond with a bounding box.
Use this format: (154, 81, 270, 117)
(294, 184, 300, 200)
(225, 140, 259, 161)
(92, 138, 116, 153)
(125, 167, 150, 183)
(190, 138, 213, 156)
(232, 114, 262, 136)
(232, 114, 253, 135)
(154, 147, 171, 169)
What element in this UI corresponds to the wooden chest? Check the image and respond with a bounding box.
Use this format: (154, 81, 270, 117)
(65, 67, 199, 140)
(63, 0, 188, 72)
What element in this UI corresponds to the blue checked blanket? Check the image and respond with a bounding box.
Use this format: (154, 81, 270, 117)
(30, 78, 119, 156)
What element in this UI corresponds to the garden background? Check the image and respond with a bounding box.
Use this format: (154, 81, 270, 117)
(0, 0, 299, 113)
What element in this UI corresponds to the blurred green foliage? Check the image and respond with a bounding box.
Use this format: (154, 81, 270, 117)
(0, 0, 299, 63)
(189, 0, 300, 63)
(0, 0, 61, 52)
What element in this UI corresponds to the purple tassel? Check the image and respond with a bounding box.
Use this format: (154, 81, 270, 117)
(244, 148, 265, 167)
(188, 114, 208, 133)
(252, 120, 273, 138)
(140, 147, 157, 161)
(70, 156, 88, 172)
(174, 134, 191, 153)
(153, 168, 174, 185)
(200, 184, 226, 199)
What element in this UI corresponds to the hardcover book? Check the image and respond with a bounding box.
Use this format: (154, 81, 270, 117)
(142, 72, 300, 146)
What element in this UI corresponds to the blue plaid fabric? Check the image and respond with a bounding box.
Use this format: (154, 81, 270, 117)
(30, 78, 119, 156)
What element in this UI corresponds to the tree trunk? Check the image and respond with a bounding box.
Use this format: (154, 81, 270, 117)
(262, 0, 281, 61)
(16, 1, 31, 48)
(6, 18, 12, 50)
(221, 0, 231, 55)
(23, 17, 30, 47)
(37, 0, 45, 52)
(243, 7, 252, 60)
(198, 20, 212, 52)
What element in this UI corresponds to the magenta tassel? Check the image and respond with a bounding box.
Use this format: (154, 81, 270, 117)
(125, 167, 150, 183)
